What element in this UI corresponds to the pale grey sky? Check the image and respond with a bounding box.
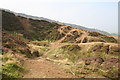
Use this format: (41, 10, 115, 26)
(0, 0, 119, 33)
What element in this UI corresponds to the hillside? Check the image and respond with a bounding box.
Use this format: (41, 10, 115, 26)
(1, 9, 119, 79)
(2, 9, 111, 35)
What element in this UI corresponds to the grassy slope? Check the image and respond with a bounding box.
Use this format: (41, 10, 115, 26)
(2, 10, 119, 79)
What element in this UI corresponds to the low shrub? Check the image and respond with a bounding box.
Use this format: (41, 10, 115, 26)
(2, 62, 25, 78)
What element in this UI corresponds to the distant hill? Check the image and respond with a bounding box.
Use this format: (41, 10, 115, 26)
(110, 33, 119, 36)
(17, 13, 110, 35)
(0, 8, 114, 35)
(2, 8, 118, 44)
(61, 23, 110, 35)
(4, 9, 109, 35)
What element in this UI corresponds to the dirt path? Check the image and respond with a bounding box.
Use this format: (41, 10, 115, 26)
(23, 25, 113, 78)
(23, 57, 75, 78)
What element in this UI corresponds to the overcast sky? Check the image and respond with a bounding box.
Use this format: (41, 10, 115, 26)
(0, 0, 119, 33)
